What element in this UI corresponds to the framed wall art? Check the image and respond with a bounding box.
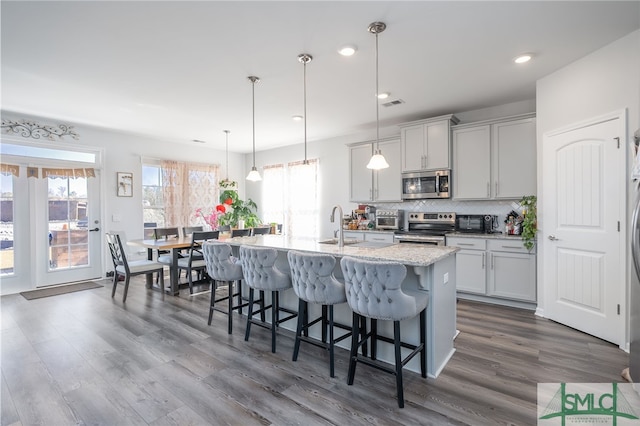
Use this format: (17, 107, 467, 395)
(117, 172, 133, 197)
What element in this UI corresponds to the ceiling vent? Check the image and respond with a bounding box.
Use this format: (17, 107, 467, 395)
(382, 99, 404, 107)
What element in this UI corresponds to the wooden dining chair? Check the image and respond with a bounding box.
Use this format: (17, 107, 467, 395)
(251, 226, 271, 236)
(177, 230, 220, 294)
(182, 226, 203, 238)
(106, 233, 165, 302)
(231, 228, 251, 237)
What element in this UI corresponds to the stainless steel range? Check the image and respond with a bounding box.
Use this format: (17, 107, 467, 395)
(393, 212, 456, 246)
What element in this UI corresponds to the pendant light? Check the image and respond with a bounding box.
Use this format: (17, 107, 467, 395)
(366, 21, 390, 170)
(298, 53, 312, 165)
(246, 76, 262, 181)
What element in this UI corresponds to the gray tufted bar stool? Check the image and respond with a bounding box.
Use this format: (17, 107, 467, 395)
(203, 241, 256, 334)
(287, 250, 353, 378)
(240, 245, 298, 353)
(340, 256, 428, 408)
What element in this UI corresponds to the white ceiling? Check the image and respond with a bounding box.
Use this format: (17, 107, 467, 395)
(2, 1, 639, 153)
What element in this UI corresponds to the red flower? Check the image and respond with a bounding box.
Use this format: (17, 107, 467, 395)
(215, 204, 226, 213)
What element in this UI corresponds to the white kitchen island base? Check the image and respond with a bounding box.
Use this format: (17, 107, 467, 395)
(218, 235, 458, 378)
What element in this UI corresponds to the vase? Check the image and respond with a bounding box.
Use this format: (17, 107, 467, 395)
(237, 219, 245, 229)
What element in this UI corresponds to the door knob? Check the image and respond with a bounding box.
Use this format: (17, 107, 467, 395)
(89, 227, 100, 232)
(548, 235, 559, 241)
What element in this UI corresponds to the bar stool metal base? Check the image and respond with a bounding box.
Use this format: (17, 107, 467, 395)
(209, 279, 260, 334)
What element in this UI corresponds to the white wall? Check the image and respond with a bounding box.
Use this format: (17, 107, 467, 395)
(1, 110, 247, 281)
(536, 30, 640, 322)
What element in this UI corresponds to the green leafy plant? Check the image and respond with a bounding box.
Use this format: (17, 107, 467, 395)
(216, 180, 261, 228)
(519, 195, 537, 251)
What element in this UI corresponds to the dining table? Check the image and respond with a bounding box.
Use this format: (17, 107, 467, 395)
(127, 237, 194, 295)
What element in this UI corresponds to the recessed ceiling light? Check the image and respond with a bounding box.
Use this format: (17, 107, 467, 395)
(514, 54, 533, 64)
(338, 45, 357, 56)
(292, 115, 303, 121)
(377, 92, 390, 99)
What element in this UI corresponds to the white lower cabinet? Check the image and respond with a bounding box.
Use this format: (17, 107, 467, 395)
(343, 231, 365, 241)
(447, 236, 536, 304)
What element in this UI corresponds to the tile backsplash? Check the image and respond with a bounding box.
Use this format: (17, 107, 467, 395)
(369, 199, 524, 229)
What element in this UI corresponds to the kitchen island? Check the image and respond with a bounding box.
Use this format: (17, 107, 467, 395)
(219, 234, 458, 378)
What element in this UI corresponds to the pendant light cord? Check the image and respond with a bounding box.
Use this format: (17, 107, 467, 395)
(375, 30, 380, 152)
(303, 57, 308, 163)
(252, 80, 256, 168)
(224, 130, 230, 180)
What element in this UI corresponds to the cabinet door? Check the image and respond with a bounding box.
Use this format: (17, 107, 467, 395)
(488, 251, 536, 301)
(453, 125, 491, 199)
(349, 144, 373, 202)
(374, 139, 401, 201)
(425, 120, 450, 170)
(401, 124, 424, 172)
(455, 249, 486, 294)
(492, 118, 536, 199)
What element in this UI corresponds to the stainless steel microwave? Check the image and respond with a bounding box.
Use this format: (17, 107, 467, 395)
(401, 170, 450, 200)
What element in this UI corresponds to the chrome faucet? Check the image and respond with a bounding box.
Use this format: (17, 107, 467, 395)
(330, 205, 344, 247)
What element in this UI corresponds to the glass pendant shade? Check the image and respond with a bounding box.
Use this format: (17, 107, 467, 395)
(246, 166, 262, 181)
(366, 150, 390, 169)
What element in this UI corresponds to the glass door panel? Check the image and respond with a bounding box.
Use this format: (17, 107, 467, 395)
(0, 173, 14, 276)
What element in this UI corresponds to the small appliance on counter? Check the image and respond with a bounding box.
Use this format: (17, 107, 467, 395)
(455, 214, 499, 234)
(375, 209, 404, 230)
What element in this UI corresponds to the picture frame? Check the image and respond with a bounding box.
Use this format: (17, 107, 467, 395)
(117, 172, 133, 197)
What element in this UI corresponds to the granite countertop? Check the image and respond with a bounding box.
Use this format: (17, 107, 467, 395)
(445, 232, 525, 240)
(217, 234, 458, 268)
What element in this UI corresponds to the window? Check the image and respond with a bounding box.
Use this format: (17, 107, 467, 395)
(262, 159, 319, 238)
(142, 164, 165, 228)
(142, 160, 219, 233)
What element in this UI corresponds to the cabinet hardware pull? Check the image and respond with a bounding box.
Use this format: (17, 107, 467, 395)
(490, 253, 494, 269)
(482, 253, 485, 269)
(548, 235, 559, 241)
(501, 245, 522, 249)
(486, 182, 490, 197)
(369, 189, 372, 200)
(495, 182, 498, 195)
(457, 243, 474, 246)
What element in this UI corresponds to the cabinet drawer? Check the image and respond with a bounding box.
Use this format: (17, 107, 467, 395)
(487, 239, 534, 254)
(446, 237, 486, 250)
(343, 231, 365, 241)
(364, 233, 395, 243)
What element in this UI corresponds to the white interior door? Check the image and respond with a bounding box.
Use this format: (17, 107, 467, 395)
(542, 113, 625, 346)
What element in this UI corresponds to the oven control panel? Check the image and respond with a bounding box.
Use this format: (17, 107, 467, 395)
(407, 212, 456, 224)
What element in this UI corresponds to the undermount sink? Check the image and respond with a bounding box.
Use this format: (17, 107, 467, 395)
(318, 238, 359, 245)
(317, 239, 394, 249)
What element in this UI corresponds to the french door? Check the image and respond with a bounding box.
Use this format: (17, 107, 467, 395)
(0, 140, 103, 295)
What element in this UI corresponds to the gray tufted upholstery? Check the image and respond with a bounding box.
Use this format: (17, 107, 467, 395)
(203, 242, 243, 282)
(340, 256, 429, 322)
(287, 251, 346, 305)
(240, 246, 291, 291)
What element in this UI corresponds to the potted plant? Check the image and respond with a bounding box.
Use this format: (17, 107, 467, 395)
(217, 180, 261, 228)
(519, 195, 537, 251)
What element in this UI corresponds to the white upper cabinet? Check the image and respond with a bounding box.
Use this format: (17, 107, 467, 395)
(399, 114, 459, 172)
(349, 138, 402, 202)
(453, 114, 536, 200)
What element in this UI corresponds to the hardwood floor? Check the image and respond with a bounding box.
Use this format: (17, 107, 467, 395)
(1, 277, 628, 425)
